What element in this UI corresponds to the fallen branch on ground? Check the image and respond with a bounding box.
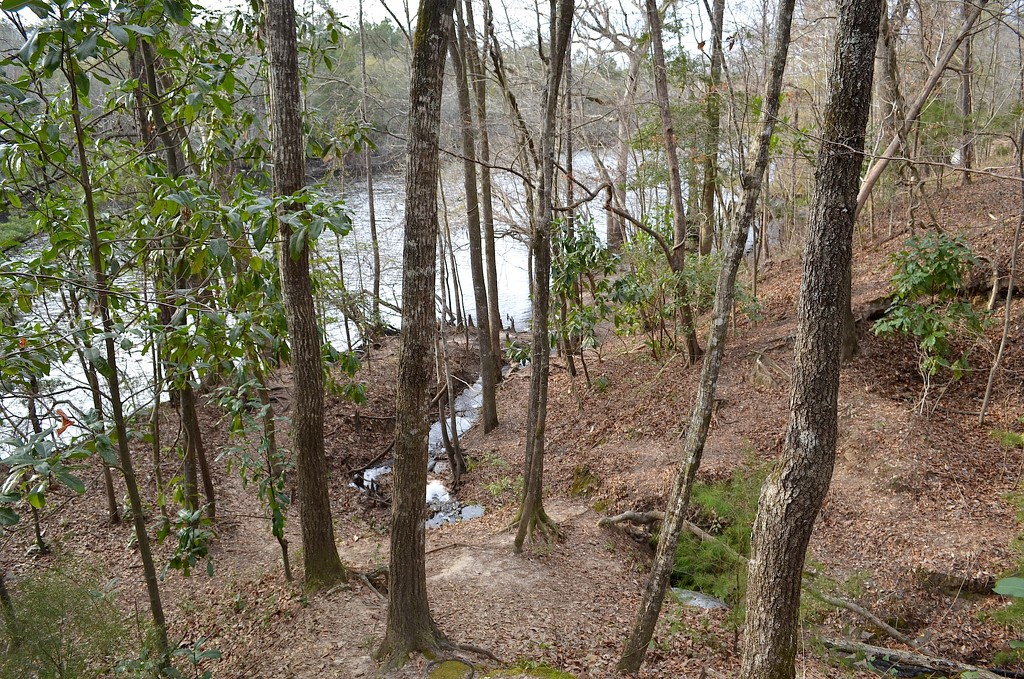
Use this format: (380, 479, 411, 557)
(820, 637, 1008, 679)
(599, 511, 926, 651)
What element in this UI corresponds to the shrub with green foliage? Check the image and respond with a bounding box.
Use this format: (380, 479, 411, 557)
(0, 565, 133, 678)
(671, 465, 766, 617)
(873, 232, 988, 394)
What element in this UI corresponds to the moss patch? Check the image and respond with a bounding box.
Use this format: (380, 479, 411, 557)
(428, 659, 475, 679)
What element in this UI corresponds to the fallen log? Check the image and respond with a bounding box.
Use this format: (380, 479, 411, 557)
(820, 637, 1010, 679)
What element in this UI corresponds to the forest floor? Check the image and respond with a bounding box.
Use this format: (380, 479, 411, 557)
(3, 172, 1024, 678)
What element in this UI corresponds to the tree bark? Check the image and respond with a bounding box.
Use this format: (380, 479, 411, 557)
(450, 8, 498, 432)
(958, 0, 975, 184)
(358, 0, 382, 325)
(855, 0, 989, 217)
(609, 55, 642, 250)
(645, 0, 701, 364)
(266, 0, 346, 590)
(66, 55, 168, 660)
(740, 1, 883, 677)
(463, 0, 503, 371)
(617, 0, 797, 671)
(375, 0, 455, 666)
(513, 0, 574, 554)
(700, 0, 726, 257)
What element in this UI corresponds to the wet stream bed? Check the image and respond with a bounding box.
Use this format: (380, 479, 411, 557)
(354, 376, 486, 529)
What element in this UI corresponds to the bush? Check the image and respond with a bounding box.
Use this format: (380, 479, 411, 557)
(873, 232, 988, 399)
(0, 565, 134, 678)
(671, 465, 766, 617)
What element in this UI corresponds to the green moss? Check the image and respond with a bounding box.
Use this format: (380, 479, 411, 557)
(429, 659, 474, 679)
(569, 465, 600, 498)
(486, 660, 577, 678)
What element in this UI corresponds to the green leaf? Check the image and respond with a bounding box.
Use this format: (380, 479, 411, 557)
(74, 70, 90, 97)
(0, 507, 19, 526)
(208, 237, 228, 259)
(288, 226, 307, 261)
(76, 32, 98, 60)
(53, 469, 85, 494)
(164, 0, 189, 24)
(17, 28, 41, 65)
(995, 577, 1024, 598)
(124, 24, 156, 37)
(109, 24, 129, 46)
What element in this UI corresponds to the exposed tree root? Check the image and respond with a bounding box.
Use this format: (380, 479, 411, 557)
(509, 505, 562, 549)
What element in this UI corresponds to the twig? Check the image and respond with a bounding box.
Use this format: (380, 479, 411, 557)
(358, 573, 386, 602)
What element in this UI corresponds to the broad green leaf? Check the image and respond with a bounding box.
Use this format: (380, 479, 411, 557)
(0, 507, 18, 526)
(995, 577, 1024, 598)
(76, 32, 98, 60)
(109, 24, 129, 45)
(53, 469, 85, 494)
(74, 70, 90, 97)
(17, 28, 40, 65)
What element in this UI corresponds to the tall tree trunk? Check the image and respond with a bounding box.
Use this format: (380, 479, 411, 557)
(138, 40, 216, 519)
(609, 55, 642, 249)
(464, 0, 503, 371)
(855, 0, 989, 216)
(740, 1, 883, 676)
(450, 8, 499, 432)
(375, 0, 455, 666)
(513, 0, 574, 555)
(66, 55, 169, 660)
(358, 0, 382, 324)
(700, 0, 726, 257)
(266, 0, 347, 590)
(645, 0, 701, 365)
(958, 0, 975, 184)
(617, 0, 797, 670)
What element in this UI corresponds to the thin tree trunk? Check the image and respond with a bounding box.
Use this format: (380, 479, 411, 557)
(609, 55, 642, 249)
(450, 9, 498, 432)
(358, 0, 382, 324)
(25, 377, 48, 554)
(67, 286, 120, 524)
(375, 0, 455, 665)
(464, 0, 503, 371)
(645, 0, 701, 364)
(617, 0, 797, 670)
(513, 0, 574, 555)
(959, 0, 975, 184)
(741, 1, 883, 676)
(66, 55, 168, 660)
(978, 124, 1023, 424)
(700, 0, 726, 256)
(266, 0, 346, 590)
(181, 384, 216, 517)
(855, 0, 989, 217)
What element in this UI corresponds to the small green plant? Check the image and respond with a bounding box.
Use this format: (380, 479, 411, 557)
(873, 232, 988, 409)
(0, 564, 134, 678)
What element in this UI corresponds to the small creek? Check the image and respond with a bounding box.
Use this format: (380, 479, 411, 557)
(357, 376, 487, 529)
